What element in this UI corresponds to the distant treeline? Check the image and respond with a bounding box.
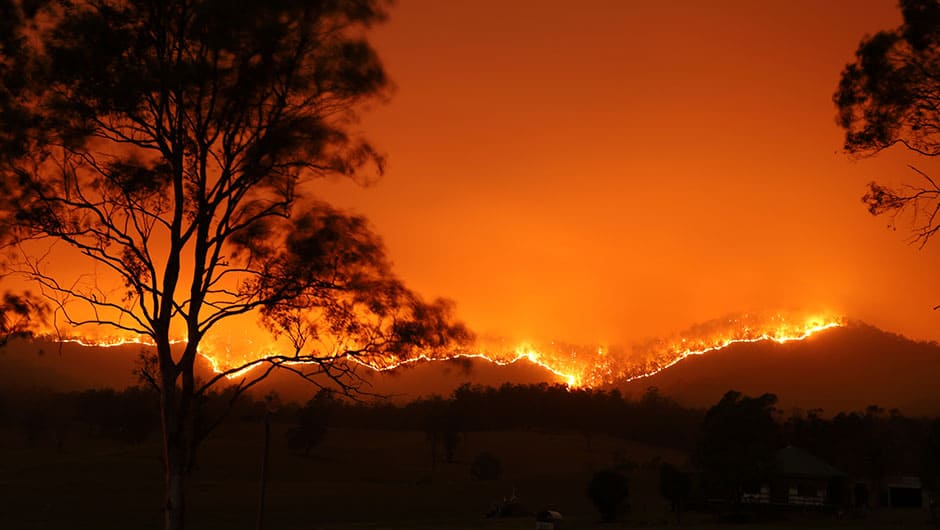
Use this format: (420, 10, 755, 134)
(783, 404, 929, 483)
(0, 381, 935, 486)
(0, 382, 701, 450)
(319, 384, 703, 451)
(0, 386, 158, 449)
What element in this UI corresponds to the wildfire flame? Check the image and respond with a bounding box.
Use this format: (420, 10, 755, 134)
(42, 311, 843, 389)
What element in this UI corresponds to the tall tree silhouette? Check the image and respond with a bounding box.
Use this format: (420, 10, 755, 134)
(695, 391, 779, 503)
(835, 0, 940, 247)
(659, 462, 691, 524)
(0, 1, 470, 529)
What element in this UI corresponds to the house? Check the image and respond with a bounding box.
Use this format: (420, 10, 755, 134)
(741, 446, 847, 508)
(772, 446, 848, 506)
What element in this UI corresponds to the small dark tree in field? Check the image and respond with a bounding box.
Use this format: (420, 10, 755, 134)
(422, 396, 461, 468)
(587, 468, 629, 523)
(470, 450, 502, 481)
(659, 462, 691, 524)
(695, 391, 778, 503)
(286, 389, 333, 456)
(442, 426, 460, 463)
(835, 0, 940, 248)
(0, 1, 470, 529)
(17, 401, 48, 447)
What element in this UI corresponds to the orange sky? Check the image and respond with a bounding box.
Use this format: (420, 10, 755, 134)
(312, 0, 940, 346)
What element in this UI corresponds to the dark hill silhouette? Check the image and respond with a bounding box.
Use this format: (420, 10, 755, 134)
(0, 339, 145, 391)
(3, 322, 938, 414)
(616, 322, 940, 416)
(0, 338, 555, 401)
(244, 356, 556, 402)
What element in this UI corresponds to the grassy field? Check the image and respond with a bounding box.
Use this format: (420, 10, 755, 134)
(0, 423, 932, 529)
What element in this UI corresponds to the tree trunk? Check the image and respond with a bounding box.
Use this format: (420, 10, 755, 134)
(160, 339, 191, 530)
(165, 466, 186, 530)
(163, 399, 188, 530)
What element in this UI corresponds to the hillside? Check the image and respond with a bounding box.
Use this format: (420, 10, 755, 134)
(3, 322, 939, 415)
(617, 322, 940, 416)
(0, 338, 559, 402)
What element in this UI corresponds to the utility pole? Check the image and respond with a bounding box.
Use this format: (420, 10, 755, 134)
(257, 394, 276, 530)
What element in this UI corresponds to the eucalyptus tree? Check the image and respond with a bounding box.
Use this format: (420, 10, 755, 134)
(835, 0, 940, 246)
(0, 1, 469, 528)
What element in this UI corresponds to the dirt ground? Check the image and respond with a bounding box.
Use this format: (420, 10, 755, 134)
(0, 423, 931, 529)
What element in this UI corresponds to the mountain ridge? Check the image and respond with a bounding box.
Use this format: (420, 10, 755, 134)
(615, 322, 940, 415)
(2, 321, 937, 414)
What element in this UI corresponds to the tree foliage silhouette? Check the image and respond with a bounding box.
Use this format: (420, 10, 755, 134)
(695, 391, 778, 502)
(470, 450, 502, 481)
(587, 468, 629, 522)
(835, 0, 940, 247)
(0, 291, 44, 345)
(0, 1, 470, 528)
(287, 388, 333, 456)
(659, 462, 691, 523)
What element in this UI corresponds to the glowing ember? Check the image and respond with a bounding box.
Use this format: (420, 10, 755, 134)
(43, 311, 843, 389)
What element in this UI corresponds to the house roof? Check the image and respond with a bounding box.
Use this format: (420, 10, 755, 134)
(886, 476, 922, 489)
(774, 446, 846, 479)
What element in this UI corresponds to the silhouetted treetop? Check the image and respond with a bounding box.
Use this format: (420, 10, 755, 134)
(835, 0, 940, 157)
(0, 291, 45, 345)
(5, 0, 389, 200)
(696, 390, 779, 499)
(254, 203, 471, 363)
(835, 0, 940, 247)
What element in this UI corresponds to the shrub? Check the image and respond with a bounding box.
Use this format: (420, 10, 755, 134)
(587, 468, 629, 522)
(470, 451, 502, 480)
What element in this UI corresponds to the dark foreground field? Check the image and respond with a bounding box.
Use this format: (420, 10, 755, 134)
(0, 423, 931, 529)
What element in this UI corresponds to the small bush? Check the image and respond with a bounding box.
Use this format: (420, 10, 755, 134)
(470, 451, 502, 480)
(587, 468, 629, 522)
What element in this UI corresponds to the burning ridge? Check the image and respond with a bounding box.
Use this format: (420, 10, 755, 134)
(48, 311, 843, 389)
